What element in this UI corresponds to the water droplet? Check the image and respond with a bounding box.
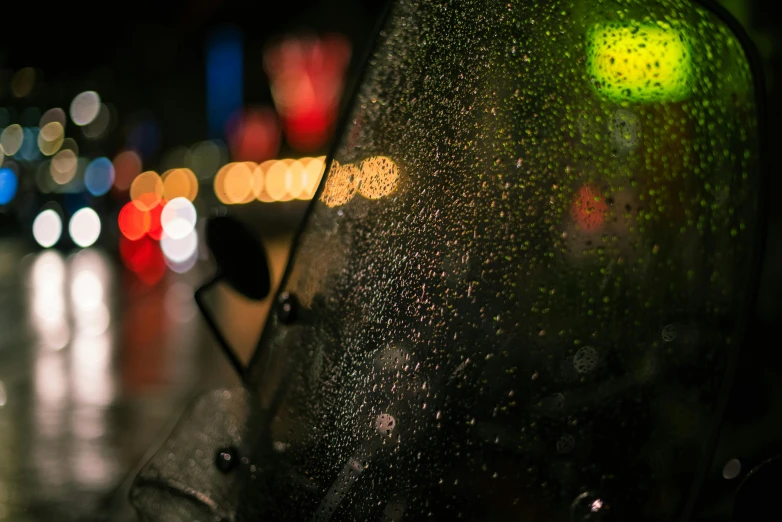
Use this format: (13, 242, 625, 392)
(573, 346, 599, 373)
(215, 446, 239, 473)
(722, 458, 741, 480)
(661, 324, 677, 342)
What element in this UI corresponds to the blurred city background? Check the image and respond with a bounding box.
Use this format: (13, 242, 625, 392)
(0, 0, 779, 520)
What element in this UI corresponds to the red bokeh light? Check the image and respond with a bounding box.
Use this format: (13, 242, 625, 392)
(264, 33, 351, 152)
(571, 184, 608, 231)
(119, 235, 166, 286)
(147, 201, 164, 241)
(283, 106, 333, 151)
(226, 108, 281, 162)
(118, 201, 150, 241)
(136, 254, 167, 286)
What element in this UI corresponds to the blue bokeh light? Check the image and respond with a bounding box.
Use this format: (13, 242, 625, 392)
(84, 157, 115, 196)
(14, 127, 41, 162)
(207, 26, 244, 140)
(0, 168, 18, 204)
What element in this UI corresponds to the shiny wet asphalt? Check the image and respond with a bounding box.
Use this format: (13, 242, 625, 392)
(0, 236, 289, 521)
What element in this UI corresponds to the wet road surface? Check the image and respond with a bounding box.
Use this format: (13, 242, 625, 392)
(0, 235, 290, 521)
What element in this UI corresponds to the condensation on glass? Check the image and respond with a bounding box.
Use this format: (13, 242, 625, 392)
(132, 1, 761, 521)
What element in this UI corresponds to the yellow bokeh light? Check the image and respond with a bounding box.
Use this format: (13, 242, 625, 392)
(300, 156, 327, 200)
(252, 162, 270, 202)
(285, 160, 305, 201)
(240, 162, 259, 203)
(38, 122, 65, 156)
(162, 168, 199, 201)
(1, 124, 24, 156)
(130, 171, 164, 211)
(251, 156, 329, 202)
(50, 149, 78, 185)
(320, 160, 359, 208)
(588, 22, 692, 103)
(215, 162, 255, 204)
(358, 156, 399, 199)
(265, 160, 291, 202)
(11, 68, 36, 98)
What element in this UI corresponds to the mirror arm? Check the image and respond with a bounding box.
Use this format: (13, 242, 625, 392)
(194, 273, 247, 381)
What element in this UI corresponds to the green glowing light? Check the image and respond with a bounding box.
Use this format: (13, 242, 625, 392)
(587, 22, 693, 103)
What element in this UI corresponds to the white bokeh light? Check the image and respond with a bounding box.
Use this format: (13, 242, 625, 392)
(164, 247, 198, 274)
(33, 209, 63, 248)
(71, 269, 104, 312)
(160, 197, 197, 239)
(28, 250, 69, 350)
(69, 207, 101, 248)
(161, 229, 198, 264)
(70, 91, 101, 126)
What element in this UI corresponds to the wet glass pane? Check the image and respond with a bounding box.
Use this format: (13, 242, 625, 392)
(133, 0, 762, 520)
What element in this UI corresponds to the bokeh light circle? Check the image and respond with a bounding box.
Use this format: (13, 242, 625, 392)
(11, 68, 36, 98)
(33, 209, 63, 248)
(285, 160, 305, 200)
(160, 198, 197, 240)
(38, 122, 65, 156)
(50, 149, 78, 185)
(320, 160, 359, 207)
(254, 160, 276, 202)
(571, 184, 608, 232)
(300, 156, 326, 200)
(40, 108, 66, 129)
(162, 168, 198, 201)
(358, 156, 399, 199)
(188, 140, 225, 180)
(112, 150, 142, 191)
(0, 168, 18, 204)
(84, 157, 115, 196)
(70, 91, 101, 126)
(252, 163, 266, 200)
(1, 125, 24, 156)
(215, 162, 255, 204)
(130, 171, 164, 210)
(82, 104, 110, 138)
(265, 160, 291, 201)
(147, 203, 164, 240)
(68, 207, 101, 248)
(118, 201, 150, 241)
(161, 229, 198, 263)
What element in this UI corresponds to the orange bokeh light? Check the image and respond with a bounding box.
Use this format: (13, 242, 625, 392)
(320, 160, 358, 208)
(162, 168, 198, 201)
(130, 171, 164, 211)
(264, 160, 291, 202)
(300, 156, 326, 200)
(358, 156, 399, 199)
(215, 162, 256, 204)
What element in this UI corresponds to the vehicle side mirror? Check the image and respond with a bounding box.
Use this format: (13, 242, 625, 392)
(195, 215, 271, 379)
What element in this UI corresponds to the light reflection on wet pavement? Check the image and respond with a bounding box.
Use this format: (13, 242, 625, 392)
(0, 235, 289, 521)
